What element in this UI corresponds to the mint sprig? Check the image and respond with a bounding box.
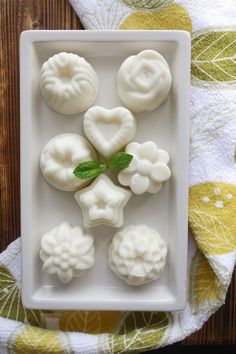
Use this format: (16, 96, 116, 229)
(107, 152, 133, 171)
(73, 152, 133, 180)
(73, 161, 107, 180)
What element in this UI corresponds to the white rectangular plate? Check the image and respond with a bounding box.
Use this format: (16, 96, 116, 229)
(21, 30, 190, 311)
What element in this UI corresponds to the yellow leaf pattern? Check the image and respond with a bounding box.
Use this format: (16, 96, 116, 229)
(14, 326, 64, 354)
(0, 265, 40, 326)
(122, 0, 173, 10)
(59, 311, 123, 334)
(189, 251, 225, 314)
(108, 312, 172, 353)
(119, 4, 192, 32)
(189, 183, 236, 255)
(191, 31, 236, 83)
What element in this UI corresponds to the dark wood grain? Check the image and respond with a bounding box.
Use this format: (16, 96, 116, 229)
(0, 0, 235, 346)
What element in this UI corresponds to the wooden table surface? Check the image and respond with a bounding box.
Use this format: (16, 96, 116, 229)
(0, 0, 235, 346)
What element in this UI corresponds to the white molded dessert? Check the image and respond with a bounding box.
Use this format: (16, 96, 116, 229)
(108, 225, 167, 286)
(39, 222, 95, 284)
(83, 106, 136, 157)
(117, 50, 172, 113)
(118, 141, 171, 195)
(75, 174, 131, 228)
(40, 134, 97, 192)
(40, 52, 98, 114)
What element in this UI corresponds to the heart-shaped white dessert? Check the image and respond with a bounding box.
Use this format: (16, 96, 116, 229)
(83, 106, 136, 157)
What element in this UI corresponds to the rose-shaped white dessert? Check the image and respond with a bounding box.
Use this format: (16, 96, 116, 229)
(84, 106, 136, 157)
(117, 50, 172, 113)
(118, 141, 171, 195)
(75, 174, 131, 228)
(39, 222, 95, 284)
(108, 225, 167, 286)
(40, 134, 97, 192)
(40, 52, 98, 114)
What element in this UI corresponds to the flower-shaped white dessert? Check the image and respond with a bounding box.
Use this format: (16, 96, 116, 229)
(39, 222, 95, 284)
(84, 106, 136, 157)
(118, 141, 171, 195)
(117, 50, 172, 113)
(75, 174, 131, 228)
(40, 52, 98, 114)
(108, 225, 167, 286)
(40, 134, 97, 192)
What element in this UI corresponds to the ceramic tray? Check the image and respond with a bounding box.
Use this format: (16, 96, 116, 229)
(20, 30, 190, 311)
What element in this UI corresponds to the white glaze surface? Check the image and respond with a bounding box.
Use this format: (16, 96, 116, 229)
(21, 30, 190, 311)
(40, 52, 98, 114)
(39, 222, 95, 284)
(40, 134, 97, 192)
(83, 106, 136, 157)
(117, 50, 172, 113)
(75, 174, 132, 228)
(118, 141, 171, 195)
(108, 225, 167, 286)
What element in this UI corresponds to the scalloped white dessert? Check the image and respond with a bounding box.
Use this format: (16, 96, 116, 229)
(40, 134, 97, 192)
(39, 222, 95, 284)
(75, 174, 131, 228)
(40, 52, 98, 114)
(118, 141, 171, 195)
(108, 225, 167, 286)
(117, 49, 172, 113)
(83, 106, 136, 157)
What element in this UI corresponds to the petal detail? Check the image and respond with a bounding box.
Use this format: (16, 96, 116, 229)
(130, 174, 149, 194)
(157, 149, 170, 164)
(57, 268, 73, 284)
(138, 141, 158, 161)
(118, 171, 132, 187)
(125, 142, 140, 155)
(151, 163, 171, 182)
(147, 180, 162, 194)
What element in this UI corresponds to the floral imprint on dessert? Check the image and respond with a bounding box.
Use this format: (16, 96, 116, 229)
(40, 134, 97, 192)
(108, 224, 167, 286)
(40, 52, 98, 114)
(118, 141, 171, 194)
(39, 222, 95, 284)
(117, 49, 172, 113)
(75, 174, 132, 228)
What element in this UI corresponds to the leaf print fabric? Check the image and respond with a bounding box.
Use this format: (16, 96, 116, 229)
(0, 266, 40, 326)
(189, 183, 236, 255)
(122, 0, 173, 10)
(120, 4, 192, 31)
(108, 312, 172, 353)
(191, 31, 236, 84)
(189, 251, 225, 314)
(0, 0, 236, 353)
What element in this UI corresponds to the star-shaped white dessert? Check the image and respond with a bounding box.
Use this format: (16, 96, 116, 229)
(74, 174, 132, 228)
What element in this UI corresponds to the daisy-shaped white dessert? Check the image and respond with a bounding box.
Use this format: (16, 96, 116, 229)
(118, 141, 171, 195)
(75, 174, 131, 228)
(39, 222, 95, 284)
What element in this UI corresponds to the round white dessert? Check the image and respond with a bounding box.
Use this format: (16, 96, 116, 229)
(108, 225, 167, 286)
(40, 134, 97, 192)
(40, 222, 95, 284)
(117, 50, 172, 113)
(40, 52, 98, 114)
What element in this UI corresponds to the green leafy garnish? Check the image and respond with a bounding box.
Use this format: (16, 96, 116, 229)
(73, 161, 107, 180)
(73, 152, 133, 180)
(107, 152, 133, 171)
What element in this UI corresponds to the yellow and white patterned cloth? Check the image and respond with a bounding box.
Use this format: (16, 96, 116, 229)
(0, 0, 236, 353)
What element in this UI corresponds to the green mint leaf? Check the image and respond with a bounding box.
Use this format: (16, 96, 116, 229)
(73, 161, 107, 180)
(107, 152, 133, 171)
